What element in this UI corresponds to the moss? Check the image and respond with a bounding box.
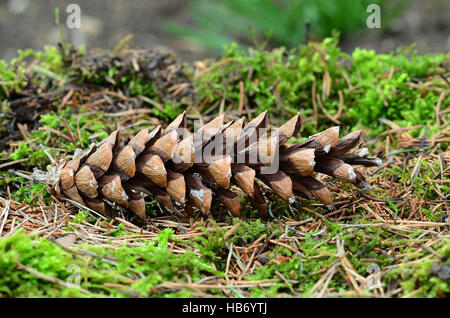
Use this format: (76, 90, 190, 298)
(11, 182, 52, 205)
(229, 218, 271, 245)
(387, 239, 450, 297)
(382, 157, 448, 207)
(0, 230, 222, 297)
(0, 45, 67, 99)
(2, 36, 447, 142)
(193, 37, 448, 138)
(9, 107, 115, 169)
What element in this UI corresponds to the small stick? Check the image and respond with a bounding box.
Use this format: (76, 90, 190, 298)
(0, 200, 11, 236)
(29, 186, 47, 205)
(62, 118, 77, 145)
(0, 159, 29, 169)
(225, 243, 233, 280)
(421, 244, 447, 261)
(39, 145, 57, 165)
(15, 260, 90, 295)
(62, 198, 107, 220)
(238, 81, 244, 116)
(275, 270, 296, 294)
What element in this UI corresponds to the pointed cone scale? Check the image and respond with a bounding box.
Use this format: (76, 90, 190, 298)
(296, 176, 333, 205)
(249, 181, 268, 217)
(65, 156, 81, 171)
(114, 145, 136, 180)
(208, 155, 232, 189)
(60, 154, 82, 189)
(143, 125, 162, 152)
(279, 112, 302, 145)
(198, 114, 224, 136)
(58, 150, 82, 191)
(85, 197, 113, 218)
(152, 129, 178, 161)
(189, 187, 212, 215)
(62, 185, 85, 205)
(310, 126, 339, 152)
(291, 177, 313, 199)
(144, 185, 173, 210)
(165, 111, 186, 133)
(238, 133, 278, 166)
(236, 111, 268, 151)
(286, 148, 316, 176)
(193, 115, 225, 151)
(315, 157, 356, 183)
(240, 111, 268, 139)
(223, 117, 245, 144)
(333, 162, 357, 183)
(166, 170, 186, 205)
(54, 180, 62, 198)
(126, 189, 146, 221)
(86, 130, 120, 178)
(258, 134, 278, 166)
(127, 128, 149, 156)
(330, 130, 362, 156)
(74, 165, 98, 198)
(259, 170, 294, 204)
(137, 154, 167, 188)
(155, 192, 173, 210)
(217, 188, 240, 217)
(310, 187, 333, 206)
(231, 164, 255, 197)
(184, 173, 212, 215)
(60, 166, 76, 190)
(98, 174, 129, 207)
(171, 134, 194, 171)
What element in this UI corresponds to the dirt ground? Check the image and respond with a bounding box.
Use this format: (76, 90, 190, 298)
(0, 0, 449, 62)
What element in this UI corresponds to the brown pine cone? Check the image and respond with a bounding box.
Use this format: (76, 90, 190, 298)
(51, 111, 381, 223)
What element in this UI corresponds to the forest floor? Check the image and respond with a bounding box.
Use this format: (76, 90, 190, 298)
(0, 36, 448, 298)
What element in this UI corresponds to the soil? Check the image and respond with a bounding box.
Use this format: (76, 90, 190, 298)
(0, 0, 449, 62)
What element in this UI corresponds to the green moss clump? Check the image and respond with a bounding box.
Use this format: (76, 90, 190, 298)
(2, 36, 447, 142)
(0, 46, 67, 99)
(229, 218, 271, 245)
(9, 107, 114, 169)
(193, 36, 448, 137)
(387, 239, 450, 298)
(0, 230, 222, 297)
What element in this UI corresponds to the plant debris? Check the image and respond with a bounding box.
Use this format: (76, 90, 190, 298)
(0, 37, 448, 298)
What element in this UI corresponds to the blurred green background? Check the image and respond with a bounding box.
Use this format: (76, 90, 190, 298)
(164, 0, 410, 51)
(0, 0, 449, 61)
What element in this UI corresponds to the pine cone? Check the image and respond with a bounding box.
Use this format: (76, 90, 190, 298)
(53, 111, 381, 222)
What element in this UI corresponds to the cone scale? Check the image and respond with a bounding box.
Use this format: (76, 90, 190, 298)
(53, 111, 382, 222)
